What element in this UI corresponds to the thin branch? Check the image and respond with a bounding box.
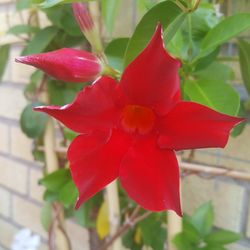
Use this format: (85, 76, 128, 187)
(99, 210, 152, 250)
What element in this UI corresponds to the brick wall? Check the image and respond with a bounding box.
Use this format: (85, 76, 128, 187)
(0, 1, 250, 250)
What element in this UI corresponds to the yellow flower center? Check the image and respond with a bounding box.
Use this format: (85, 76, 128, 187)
(121, 105, 155, 135)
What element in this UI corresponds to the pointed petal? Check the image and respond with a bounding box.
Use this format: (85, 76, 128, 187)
(119, 24, 181, 115)
(16, 48, 102, 83)
(34, 76, 121, 133)
(119, 136, 181, 215)
(158, 101, 244, 150)
(68, 129, 132, 208)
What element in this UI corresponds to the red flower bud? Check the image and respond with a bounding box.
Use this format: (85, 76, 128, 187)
(72, 3, 103, 53)
(15, 48, 102, 83)
(72, 2, 94, 32)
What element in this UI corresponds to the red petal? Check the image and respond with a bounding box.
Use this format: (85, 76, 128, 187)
(119, 24, 181, 115)
(119, 136, 181, 215)
(68, 129, 132, 208)
(34, 76, 121, 133)
(16, 48, 102, 83)
(158, 101, 244, 150)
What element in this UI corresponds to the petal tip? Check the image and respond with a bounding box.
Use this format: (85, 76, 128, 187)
(15, 56, 27, 64)
(33, 106, 46, 111)
(75, 198, 81, 209)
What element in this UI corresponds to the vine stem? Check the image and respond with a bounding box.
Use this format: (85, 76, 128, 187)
(100, 209, 152, 250)
(42, 76, 71, 250)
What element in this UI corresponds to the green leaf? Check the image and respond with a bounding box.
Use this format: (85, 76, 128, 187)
(184, 79, 240, 116)
(194, 47, 220, 71)
(20, 102, 48, 138)
(105, 38, 129, 72)
(40, 0, 92, 8)
(16, 0, 31, 10)
(102, 0, 121, 35)
(139, 214, 166, 250)
(124, 0, 185, 66)
(8, 25, 39, 35)
(238, 39, 250, 95)
(74, 193, 103, 228)
(231, 103, 247, 137)
(172, 232, 193, 250)
(58, 180, 78, 208)
(45, 5, 82, 37)
(194, 62, 234, 82)
(40, 201, 53, 231)
(190, 202, 214, 236)
(16, 0, 43, 10)
(40, 168, 71, 192)
(0, 44, 10, 81)
(47, 80, 84, 106)
(24, 71, 43, 100)
(21, 26, 59, 55)
(201, 13, 250, 54)
(164, 12, 187, 45)
(204, 230, 241, 245)
(182, 217, 200, 244)
(122, 228, 143, 250)
(63, 127, 77, 141)
(43, 189, 58, 202)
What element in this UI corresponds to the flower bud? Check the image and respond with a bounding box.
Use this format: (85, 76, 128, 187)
(15, 48, 103, 83)
(72, 3, 103, 53)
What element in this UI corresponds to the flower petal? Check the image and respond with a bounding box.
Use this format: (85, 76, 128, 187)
(119, 136, 181, 215)
(158, 101, 244, 150)
(119, 24, 181, 115)
(68, 129, 132, 208)
(34, 76, 121, 133)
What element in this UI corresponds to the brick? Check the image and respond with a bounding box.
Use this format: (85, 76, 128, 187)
(10, 126, 33, 162)
(30, 168, 45, 203)
(0, 156, 28, 194)
(0, 219, 18, 248)
(182, 175, 245, 232)
(0, 186, 11, 217)
(0, 123, 9, 153)
(0, 84, 27, 120)
(12, 195, 46, 238)
(66, 221, 90, 250)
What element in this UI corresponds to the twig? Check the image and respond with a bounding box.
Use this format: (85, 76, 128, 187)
(99, 210, 152, 250)
(34, 73, 48, 102)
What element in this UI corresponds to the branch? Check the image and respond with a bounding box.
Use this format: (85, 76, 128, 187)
(99, 208, 152, 250)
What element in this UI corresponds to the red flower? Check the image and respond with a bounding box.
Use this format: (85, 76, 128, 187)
(34, 25, 243, 215)
(15, 48, 102, 83)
